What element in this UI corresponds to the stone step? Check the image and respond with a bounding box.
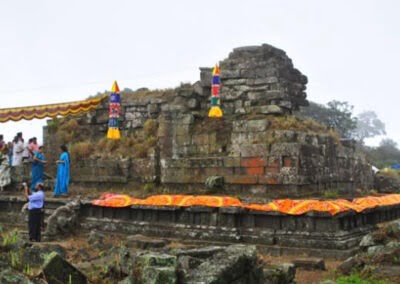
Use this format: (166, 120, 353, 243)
(292, 258, 326, 270)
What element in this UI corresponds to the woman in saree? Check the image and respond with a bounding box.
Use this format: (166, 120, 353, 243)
(54, 145, 70, 197)
(31, 146, 46, 190)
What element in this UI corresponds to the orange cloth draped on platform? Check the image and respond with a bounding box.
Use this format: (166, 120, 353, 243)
(92, 193, 139, 207)
(0, 96, 106, 123)
(91, 193, 400, 216)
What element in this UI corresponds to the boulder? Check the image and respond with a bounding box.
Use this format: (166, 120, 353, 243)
(386, 219, 400, 238)
(367, 245, 385, 256)
(23, 242, 66, 268)
(337, 256, 364, 275)
(42, 252, 87, 284)
(263, 262, 296, 284)
(0, 269, 33, 284)
(142, 266, 176, 284)
(45, 200, 80, 239)
(359, 234, 375, 248)
(136, 253, 177, 268)
(136, 253, 177, 284)
(173, 246, 225, 259)
(374, 174, 400, 193)
(184, 245, 264, 284)
(205, 176, 225, 191)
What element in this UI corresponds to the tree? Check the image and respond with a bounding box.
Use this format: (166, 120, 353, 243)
(298, 100, 357, 138)
(364, 138, 400, 168)
(352, 111, 386, 142)
(325, 101, 357, 138)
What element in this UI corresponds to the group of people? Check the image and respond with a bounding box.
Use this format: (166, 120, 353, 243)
(0, 132, 70, 197)
(1, 132, 72, 242)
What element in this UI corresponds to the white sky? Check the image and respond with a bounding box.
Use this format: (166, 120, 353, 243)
(0, 0, 399, 146)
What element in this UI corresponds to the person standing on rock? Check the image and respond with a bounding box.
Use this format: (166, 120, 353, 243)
(54, 145, 70, 197)
(31, 146, 46, 190)
(23, 182, 45, 242)
(0, 147, 11, 191)
(12, 135, 24, 166)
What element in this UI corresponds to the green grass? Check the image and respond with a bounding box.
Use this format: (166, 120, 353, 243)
(2, 229, 20, 247)
(336, 273, 387, 284)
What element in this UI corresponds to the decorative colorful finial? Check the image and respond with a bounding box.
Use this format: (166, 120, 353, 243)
(107, 81, 121, 140)
(208, 64, 223, 118)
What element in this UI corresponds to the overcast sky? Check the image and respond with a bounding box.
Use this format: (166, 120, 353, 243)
(0, 0, 399, 146)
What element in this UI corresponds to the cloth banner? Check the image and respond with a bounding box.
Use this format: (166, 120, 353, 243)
(0, 96, 106, 123)
(92, 193, 400, 216)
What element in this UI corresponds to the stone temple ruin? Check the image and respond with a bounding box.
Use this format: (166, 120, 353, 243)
(2, 44, 392, 261)
(44, 44, 373, 199)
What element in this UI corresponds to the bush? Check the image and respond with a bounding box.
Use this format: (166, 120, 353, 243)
(2, 229, 20, 247)
(133, 144, 149, 158)
(268, 116, 328, 133)
(143, 119, 158, 138)
(47, 117, 61, 132)
(70, 141, 94, 160)
(323, 189, 340, 199)
(143, 183, 155, 192)
(58, 129, 74, 145)
(60, 119, 79, 132)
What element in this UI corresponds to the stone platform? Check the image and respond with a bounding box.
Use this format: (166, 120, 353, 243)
(2, 195, 400, 259)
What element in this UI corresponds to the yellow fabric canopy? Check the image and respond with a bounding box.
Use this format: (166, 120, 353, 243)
(0, 96, 106, 123)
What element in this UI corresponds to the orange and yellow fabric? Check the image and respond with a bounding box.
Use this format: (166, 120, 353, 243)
(92, 193, 400, 216)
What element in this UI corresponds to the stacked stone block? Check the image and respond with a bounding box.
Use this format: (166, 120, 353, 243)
(200, 44, 308, 115)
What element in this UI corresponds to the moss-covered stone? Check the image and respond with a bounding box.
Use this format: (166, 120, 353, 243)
(42, 252, 87, 284)
(136, 253, 177, 268)
(142, 266, 176, 284)
(0, 269, 32, 284)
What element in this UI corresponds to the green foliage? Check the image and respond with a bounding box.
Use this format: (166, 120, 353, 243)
(47, 117, 61, 132)
(143, 183, 155, 192)
(24, 264, 33, 276)
(2, 229, 20, 247)
(323, 189, 340, 199)
(353, 111, 386, 143)
(336, 273, 387, 284)
(9, 251, 21, 269)
(364, 138, 400, 168)
(299, 100, 357, 138)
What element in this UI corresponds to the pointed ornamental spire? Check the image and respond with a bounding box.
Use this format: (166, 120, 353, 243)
(111, 81, 120, 93)
(208, 64, 223, 118)
(107, 81, 121, 140)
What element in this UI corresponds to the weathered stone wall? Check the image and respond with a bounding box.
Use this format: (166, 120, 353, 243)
(2, 196, 400, 259)
(43, 44, 374, 198)
(200, 44, 308, 115)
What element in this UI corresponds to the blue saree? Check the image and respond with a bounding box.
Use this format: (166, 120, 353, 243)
(31, 151, 44, 190)
(54, 152, 70, 196)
